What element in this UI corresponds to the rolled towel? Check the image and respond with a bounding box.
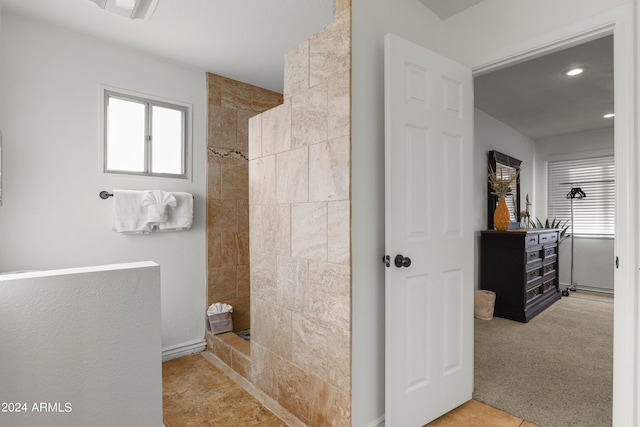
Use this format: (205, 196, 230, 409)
(207, 302, 233, 316)
(142, 190, 177, 224)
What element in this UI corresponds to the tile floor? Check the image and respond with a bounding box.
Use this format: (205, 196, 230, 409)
(162, 352, 536, 427)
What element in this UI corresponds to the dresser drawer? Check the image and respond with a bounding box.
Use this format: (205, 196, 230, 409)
(525, 234, 539, 247)
(526, 267, 542, 284)
(525, 284, 543, 304)
(543, 263, 556, 276)
(539, 232, 558, 245)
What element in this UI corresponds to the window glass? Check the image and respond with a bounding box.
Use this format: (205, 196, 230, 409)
(547, 156, 615, 236)
(106, 97, 145, 172)
(104, 90, 188, 178)
(151, 105, 184, 175)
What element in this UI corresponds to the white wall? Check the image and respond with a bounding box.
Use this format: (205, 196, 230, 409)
(535, 127, 615, 291)
(351, 0, 630, 425)
(474, 109, 536, 287)
(0, 14, 207, 353)
(0, 262, 162, 427)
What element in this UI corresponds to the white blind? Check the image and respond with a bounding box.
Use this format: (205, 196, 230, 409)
(547, 156, 615, 236)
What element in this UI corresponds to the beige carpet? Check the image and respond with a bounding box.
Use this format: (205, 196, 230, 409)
(474, 291, 613, 427)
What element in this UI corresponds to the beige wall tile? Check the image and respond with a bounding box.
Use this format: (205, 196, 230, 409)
(252, 301, 292, 360)
(328, 71, 351, 140)
(220, 231, 239, 266)
(208, 105, 237, 150)
(277, 147, 309, 204)
(237, 265, 250, 297)
(249, 155, 277, 206)
(327, 325, 351, 393)
(284, 40, 310, 99)
(237, 198, 249, 234)
(309, 9, 351, 87)
(237, 231, 250, 265)
(251, 343, 278, 400)
(220, 77, 253, 111)
(307, 261, 351, 330)
(208, 266, 237, 302)
(309, 136, 350, 202)
(249, 205, 263, 253)
(292, 314, 328, 380)
(309, 377, 351, 427)
(262, 204, 279, 255)
(208, 199, 238, 232)
(262, 99, 292, 156)
(334, 0, 351, 14)
(206, 73, 222, 106)
(277, 256, 307, 313)
(277, 204, 291, 257)
(207, 231, 221, 270)
(251, 86, 283, 113)
(221, 161, 248, 200)
(221, 295, 250, 332)
(327, 201, 350, 265)
(236, 110, 255, 152)
(248, 114, 262, 160)
(250, 251, 277, 303)
(276, 356, 311, 424)
(207, 159, 221, 199)
(291, 202, 328, 261)
(291, 83, 328, 148)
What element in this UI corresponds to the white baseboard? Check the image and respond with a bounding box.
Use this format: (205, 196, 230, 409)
(363, 415, 385, 427)
(162, 339, 206, 361)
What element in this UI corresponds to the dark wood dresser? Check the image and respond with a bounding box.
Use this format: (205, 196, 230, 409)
(480, 229, 561, 322)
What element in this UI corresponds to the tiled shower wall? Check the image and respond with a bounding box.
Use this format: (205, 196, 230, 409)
(248, 2, 352, 425)
(206, 73, 283, 331)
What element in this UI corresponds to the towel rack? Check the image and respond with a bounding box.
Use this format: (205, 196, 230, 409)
(99, 191, 194, 200)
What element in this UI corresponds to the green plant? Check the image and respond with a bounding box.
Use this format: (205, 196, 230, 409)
(531, 217, 570, 242)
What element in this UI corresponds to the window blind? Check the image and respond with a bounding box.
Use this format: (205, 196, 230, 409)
(547, 156, 615, 236)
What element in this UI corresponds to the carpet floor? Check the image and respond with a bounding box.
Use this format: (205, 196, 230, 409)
(473, 291, 613, 427)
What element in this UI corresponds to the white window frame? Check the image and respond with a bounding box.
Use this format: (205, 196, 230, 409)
(101, 86, 192, 180)
(547, 156, 615, 237)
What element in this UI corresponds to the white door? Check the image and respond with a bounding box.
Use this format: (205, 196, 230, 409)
(384, 33, 474, 426)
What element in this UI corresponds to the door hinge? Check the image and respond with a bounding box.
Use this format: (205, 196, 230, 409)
(615, 256, 619, 268)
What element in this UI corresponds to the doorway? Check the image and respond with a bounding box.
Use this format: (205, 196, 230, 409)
(470, 12, 636, 424)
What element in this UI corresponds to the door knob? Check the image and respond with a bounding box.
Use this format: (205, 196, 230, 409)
(394, 254, 411, 268)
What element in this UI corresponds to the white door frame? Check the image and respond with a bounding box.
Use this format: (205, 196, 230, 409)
(471, 4, 638, 425)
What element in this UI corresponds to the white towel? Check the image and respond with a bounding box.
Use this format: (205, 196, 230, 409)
(142, 190, 177, 224)
(207, 303, 233, 316)
(157, 192, 194, 231)
(112, 190, 151, 234)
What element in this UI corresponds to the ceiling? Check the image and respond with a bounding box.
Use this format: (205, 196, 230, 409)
(419, 0, 485, 20)
(0, 0, 335, 93)
(475, 35, 614, 140)
(1, 0, 614, 139)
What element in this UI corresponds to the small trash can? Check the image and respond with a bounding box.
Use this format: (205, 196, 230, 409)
(474, 290, 496, 320)
(206, 302, 233, 335)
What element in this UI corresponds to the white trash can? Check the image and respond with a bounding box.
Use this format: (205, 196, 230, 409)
(474, 290, 496, 320)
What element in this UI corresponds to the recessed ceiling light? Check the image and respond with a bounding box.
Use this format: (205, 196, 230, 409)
(603, 113, 615, 119)
(562, 67, 586, 77)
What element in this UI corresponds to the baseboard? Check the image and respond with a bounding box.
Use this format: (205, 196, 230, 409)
(363, 415, 385, 427)
(559, 282, 614, 295)
(162, 339, 206, 361)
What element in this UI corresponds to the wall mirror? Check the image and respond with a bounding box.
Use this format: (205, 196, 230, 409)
(487, 150, 521, 230)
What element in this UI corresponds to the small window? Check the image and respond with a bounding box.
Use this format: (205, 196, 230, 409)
(103, 90, 189, 178)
